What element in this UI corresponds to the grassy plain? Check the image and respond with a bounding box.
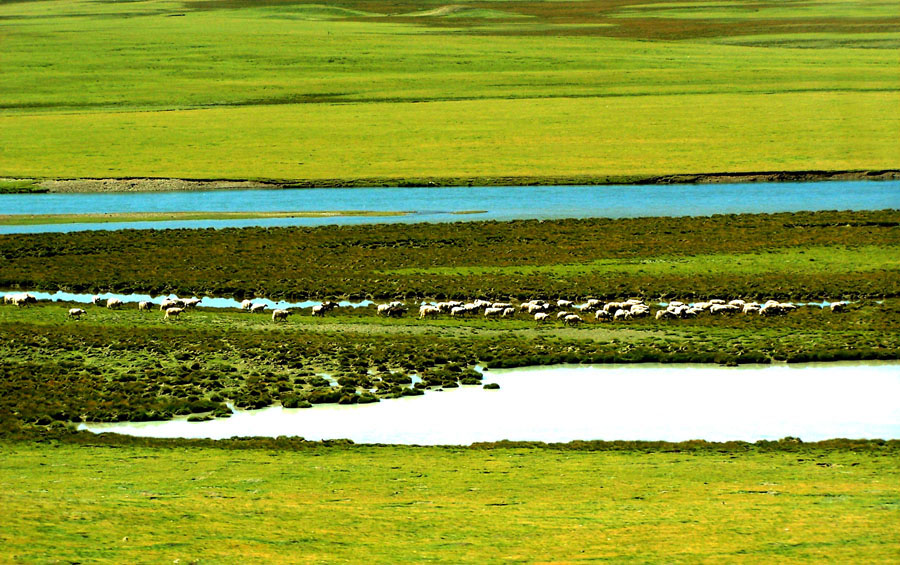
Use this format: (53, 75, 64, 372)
(2, 441, 899, 562)
(1, 0, 898, 182)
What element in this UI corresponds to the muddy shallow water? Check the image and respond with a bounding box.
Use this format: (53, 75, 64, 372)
(80, 361, 900, 445)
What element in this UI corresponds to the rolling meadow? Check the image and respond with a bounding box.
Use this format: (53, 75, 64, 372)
(1, 0, 899, 182)
(2, 0, 900, 561)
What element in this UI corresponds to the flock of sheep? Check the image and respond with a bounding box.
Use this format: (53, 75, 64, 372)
(416, 297, 846, 325)
(3, 291, 847, 325)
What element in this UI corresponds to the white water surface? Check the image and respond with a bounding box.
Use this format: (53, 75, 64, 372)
(81, 362, 900, 444)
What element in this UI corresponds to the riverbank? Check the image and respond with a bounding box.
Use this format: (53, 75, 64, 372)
(2, 170, 898, 193)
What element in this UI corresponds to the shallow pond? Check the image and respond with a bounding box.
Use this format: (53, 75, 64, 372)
(81, 361, 900, 444)
(3, 180, 898, 233)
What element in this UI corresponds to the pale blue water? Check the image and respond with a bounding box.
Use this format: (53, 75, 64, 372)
(1, 180, 897, 234)
(20, 290, 372, 310)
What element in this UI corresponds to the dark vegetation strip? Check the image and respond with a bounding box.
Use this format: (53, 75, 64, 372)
(1, 210, 897, 301)
(7, 428, 899, 454)
(16, 169, 900, 193)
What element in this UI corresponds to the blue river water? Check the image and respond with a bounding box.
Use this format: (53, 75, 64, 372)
(1, 180, 898, 233)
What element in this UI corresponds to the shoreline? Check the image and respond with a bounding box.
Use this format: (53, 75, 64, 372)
(0, 210, 416, 226)
(1, 169, 898, 194)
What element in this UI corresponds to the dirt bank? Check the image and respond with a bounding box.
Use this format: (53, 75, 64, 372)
(4, 169, 898, 194)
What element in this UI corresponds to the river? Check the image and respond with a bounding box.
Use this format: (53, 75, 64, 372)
(80, 361, 900, 444)
(2, 180, 898, 233)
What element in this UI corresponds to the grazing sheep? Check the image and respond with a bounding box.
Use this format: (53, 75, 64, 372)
(491, 302, 513, 310)
(450, 306, 467, 317)
(138, 301, 152, 311)
(656, 309, 673, 320)
(250, 303, 267, 314)
(534, 312, 549, 322)
(377, 301, 406, 318)
(311, 304, 326, 316)
(419, 304, 440, 319)
(484, 307, 504, 318)
(710, 304, 740, 315)
(182, 297, 202, 309)
(502, 307, 516, 318)
(595, 309, 612, 321)
(830, 301, 846, 313)
(68, 308, 86, 319)
(90, 295, 102, 306)
(106, 297, 123, 310)
(556, 311, 571, 320)
(564, 314, 583, 326)
(557, 299, 574, 308)
(240, 299, 253, 310)
(272, 309, 292, 322)
(160, 298, 181, 310)
(164, 307, 183, 320)
(613, 309, 630, 321)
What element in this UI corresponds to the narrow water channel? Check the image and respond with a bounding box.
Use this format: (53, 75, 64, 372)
(80, 361, 900, 444)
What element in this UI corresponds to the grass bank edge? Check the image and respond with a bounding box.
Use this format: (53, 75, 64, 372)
(3, 169, 899, 194)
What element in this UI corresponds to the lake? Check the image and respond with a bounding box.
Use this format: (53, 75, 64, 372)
(80, 361, 900, 444)
(3, 180, 898, 233)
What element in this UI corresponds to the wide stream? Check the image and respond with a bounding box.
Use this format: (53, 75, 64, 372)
(81, 361, 900, 444)
(3, 180, 898, 233)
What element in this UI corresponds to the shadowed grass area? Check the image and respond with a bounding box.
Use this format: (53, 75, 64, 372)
(1, 441, 899, 562)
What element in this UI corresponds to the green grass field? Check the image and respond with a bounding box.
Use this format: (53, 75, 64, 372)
(2, 441, 899, 562)
(1, 0, 898, 183)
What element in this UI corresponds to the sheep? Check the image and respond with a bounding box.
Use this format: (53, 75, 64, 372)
(656, 309, 673, 320)
(742, 303, 760, 314)
(137, 301, 151, 311)
(491, 302, 513, 310)
(160, 298, 181, 310)
(613, 309, 630, 321)
(272, 309, 292, 322)
(240, 299, 253, 310)
(182, 297, 202, 309)
(90, 295, 102, 306)
(710, 304, 739, 315)
(419, 305, 440, 319)
(484, 307, 504, 318)
(450, 306, 467, 317)
(377, 301, 406, 318)
(106, 297, 123, 310)
(502, 307, 516, 318)
(2, 294, 13, 305)
(11, 293, 34, 307)
(311, 304, 327, 317)
(564, 314, 583, 326)
(534, 312, 549, 322)
(830, 301, 846, 313)
(250, 303, 267, 314)
(728, 299, 745, 307)
(556, 311, 571, 320)
(709, 299, 726, 305)
(164, 307, 183, 320)
(557, 299, 574, 308)
(68, 308, 85, 319)
(595, 309, 612, 321)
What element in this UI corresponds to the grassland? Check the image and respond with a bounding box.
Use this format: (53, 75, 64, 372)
(2, 440, 899, 562)
(1, 0, 898, 184)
